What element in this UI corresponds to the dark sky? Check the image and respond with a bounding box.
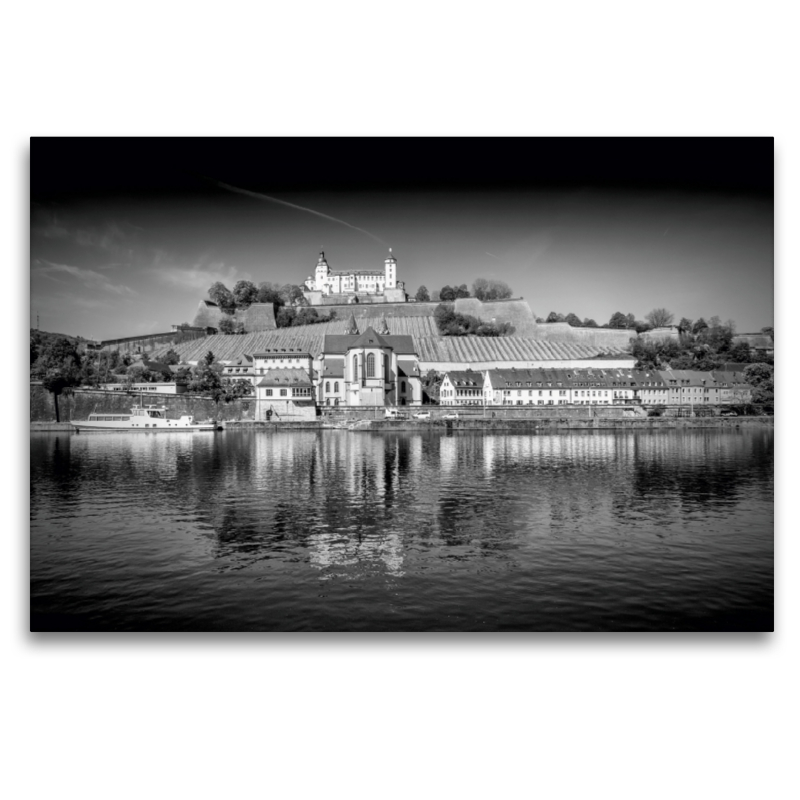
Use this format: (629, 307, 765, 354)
(30, 138, 773, 339)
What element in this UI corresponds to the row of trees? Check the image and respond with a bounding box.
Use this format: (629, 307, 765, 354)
(537, 307, 679, 331)
(208, 280, 314, 331)
(208, 280, 307, 315)
(630, 314, 773, 372)
(433, 304, 515, 337)
(414, 278, 514, 304)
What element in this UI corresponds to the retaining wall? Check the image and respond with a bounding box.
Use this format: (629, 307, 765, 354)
(30, 385, 255, 423)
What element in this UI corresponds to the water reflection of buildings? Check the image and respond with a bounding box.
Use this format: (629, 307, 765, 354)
(35, 428, 772, 580)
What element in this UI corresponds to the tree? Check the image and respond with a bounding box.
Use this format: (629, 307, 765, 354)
(163, 349, 180, 365)
(645, 308, 675, 328)
(472, 278, 513, 301)
(692, 317, 708, 335)
(188, 352, 223, 401)
(583, 318, 598, 328)
(565, 313, 582, 327)
(415, 285, 430, 302)
(743, 363, 774, 405)
(223, 379, 254, 402)
(208, 282, 236, 315)
(421, 370, 443, 403)
(439, 285, 456, 302)
(546, 312, 560, 323)
(31, 335, 82, 422)
(678, 317, 693, 334)
(454, 284, 470, 299)
(276, 306, 296, 328)
(728, 341, 752, 362)
(293, 307, 320, 326)
(608, 311, 629, 329)
(279, 284, 307, 307)
(433, 303, 514, 337)
(218, 316, 245, 335)
(257, 281, 284, 305)
(232, 280, 259, 309)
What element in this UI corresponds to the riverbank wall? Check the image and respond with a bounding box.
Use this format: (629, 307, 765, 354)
(30, 385, 255, 423)
(222, 416, 773, 432)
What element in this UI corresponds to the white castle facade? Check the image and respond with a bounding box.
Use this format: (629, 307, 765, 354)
(303, 250, 406, 305)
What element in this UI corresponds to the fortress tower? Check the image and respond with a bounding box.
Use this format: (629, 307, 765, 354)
(384, 248, 397, 289)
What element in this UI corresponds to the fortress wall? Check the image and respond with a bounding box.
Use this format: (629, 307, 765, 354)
(453, 298, 537, 336)
(100, 329, 206, 355)
(532, 323, 636, 349)
(638, 326, 680, 342)
(191, 302, 277, 332)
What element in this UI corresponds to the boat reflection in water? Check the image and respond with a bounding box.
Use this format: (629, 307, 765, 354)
(30, 428, 773, 631)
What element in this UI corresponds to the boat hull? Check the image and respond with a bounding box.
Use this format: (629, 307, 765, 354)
(70, 422, 218, 432)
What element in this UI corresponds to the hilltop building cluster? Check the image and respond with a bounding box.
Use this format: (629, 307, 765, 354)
(303, 250, 407, 305)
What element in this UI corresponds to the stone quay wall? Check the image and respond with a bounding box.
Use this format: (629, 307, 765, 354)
(30, 385, 256, 423)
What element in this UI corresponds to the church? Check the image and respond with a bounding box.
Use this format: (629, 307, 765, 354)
(303, 250, 407, 305)
(317, 315, 422, 407)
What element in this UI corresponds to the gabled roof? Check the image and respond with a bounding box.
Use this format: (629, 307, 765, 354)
(256, 368, 313, 387)
(443, 370, 483, 387)
(350, 327, 390, 349)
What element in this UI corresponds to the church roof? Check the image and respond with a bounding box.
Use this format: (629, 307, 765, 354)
(321, 330, 416, 355)
(350, 327, 390, 349)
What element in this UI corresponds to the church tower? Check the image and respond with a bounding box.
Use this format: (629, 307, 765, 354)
(384, 248, 397, 289)
(315, 251, 330, 290)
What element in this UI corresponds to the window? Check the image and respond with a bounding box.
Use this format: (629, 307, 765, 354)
(400, 381, 406, 394)
(325, 381, 330, 393)
(280, 389, 287, 397)
(367, 353, 376, 377)
(334, 382, 339, 393)
(353, 354, 358, 376)
(265, 389, 273, 397)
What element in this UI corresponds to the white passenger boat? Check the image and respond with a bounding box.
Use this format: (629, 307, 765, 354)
(70, 404, 218, 432)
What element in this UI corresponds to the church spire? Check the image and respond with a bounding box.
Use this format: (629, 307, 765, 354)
(345, 313, 359, 335)
(378, 316, 390, 335)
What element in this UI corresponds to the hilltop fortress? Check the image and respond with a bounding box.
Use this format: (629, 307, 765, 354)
(303, 250, 407, 305)
(188, 246, 635, 350)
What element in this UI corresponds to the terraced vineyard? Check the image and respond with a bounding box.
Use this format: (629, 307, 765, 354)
(155, 314, 629, 366)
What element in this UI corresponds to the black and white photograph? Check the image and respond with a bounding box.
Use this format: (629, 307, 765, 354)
(30, 137, 773, 632)
(9, 4, 797, 799)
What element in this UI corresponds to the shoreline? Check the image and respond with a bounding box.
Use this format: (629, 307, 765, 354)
(31, 417, 774, 433)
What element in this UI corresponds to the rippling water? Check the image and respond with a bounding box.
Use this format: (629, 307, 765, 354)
(30, 428, 774, 631)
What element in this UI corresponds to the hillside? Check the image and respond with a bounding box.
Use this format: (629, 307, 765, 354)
(154, 316, 628, 365)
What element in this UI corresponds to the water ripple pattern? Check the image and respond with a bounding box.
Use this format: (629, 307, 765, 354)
(30, 428, 774, 631)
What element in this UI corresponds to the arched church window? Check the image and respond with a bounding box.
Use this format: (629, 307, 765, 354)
(334, 381, 339, 393)
(367, 353, 376, 377)
(353, 354, 358, 377)
(325, 381, 330, 393)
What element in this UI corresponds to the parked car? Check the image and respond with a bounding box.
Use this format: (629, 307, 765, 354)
(442, 412, 459, 420)
(720, 410, 739, 416)
(385, 409, 407, 420)
(412, 411, 431, 420)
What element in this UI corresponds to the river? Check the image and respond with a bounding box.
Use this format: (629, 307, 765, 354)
(30, 428, 774, 631)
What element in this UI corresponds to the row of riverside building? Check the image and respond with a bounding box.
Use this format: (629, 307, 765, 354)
(440, 367, 753, 408)
(191, 315, 754, 420)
